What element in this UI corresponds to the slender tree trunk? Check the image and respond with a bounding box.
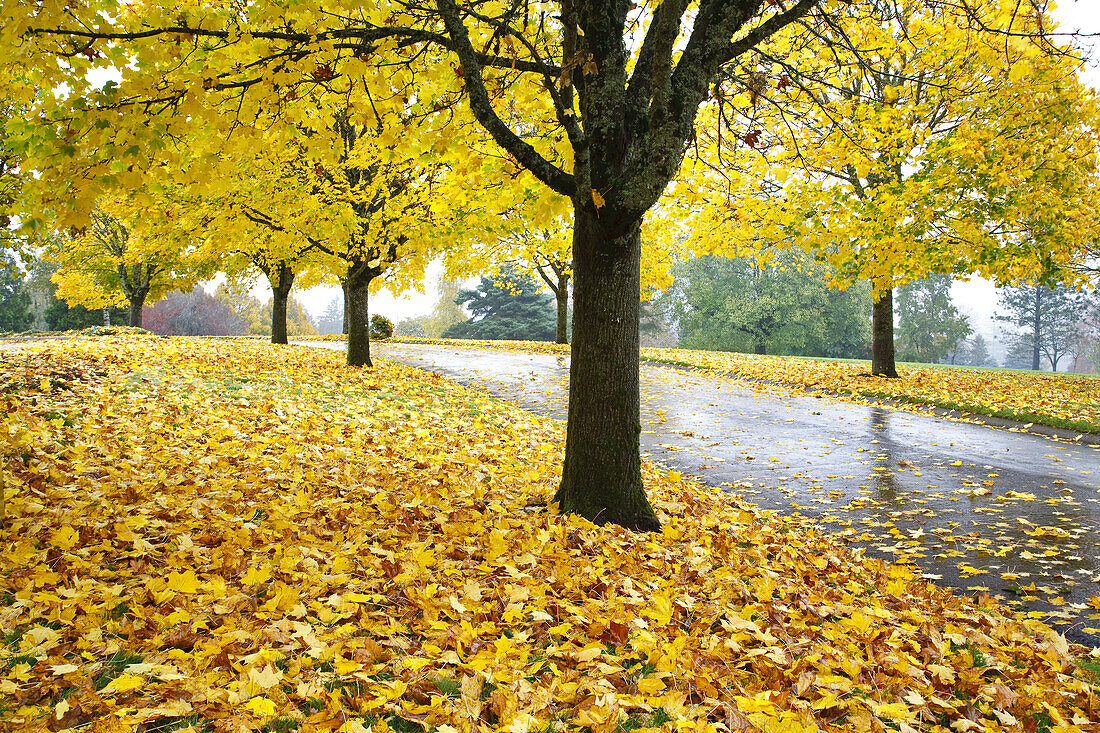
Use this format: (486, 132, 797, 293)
(346, 277, 372, 367)
(1032, 286, 1041, 371)
(871, 288, 898, 378)
(128, 290, 148, 328)
(102, 308, 110, 327)
(555, 272, 570, 345)
(554, 208, 659, 531)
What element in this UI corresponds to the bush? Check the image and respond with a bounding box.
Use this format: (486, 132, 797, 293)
(370, 314, 394, 339)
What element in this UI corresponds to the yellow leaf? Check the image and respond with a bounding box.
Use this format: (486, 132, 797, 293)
(167, 570, 200, 594)
(242, 564, 273, 585)
(244, 696, 277, 716)
(592, 189, 605, 210)
(637, 676, 667, 694)
(103, 673, 145, 694)
(52, 525, 79, 551)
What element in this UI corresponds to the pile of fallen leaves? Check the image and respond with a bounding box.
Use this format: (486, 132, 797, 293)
(1, 337, 1096, 733)
(393, 339, 1100, 434)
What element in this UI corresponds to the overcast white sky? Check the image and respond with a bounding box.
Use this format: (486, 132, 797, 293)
(282, 4, 1100, 344)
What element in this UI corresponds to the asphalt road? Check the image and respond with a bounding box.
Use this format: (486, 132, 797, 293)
(313, 341, 1100, 645)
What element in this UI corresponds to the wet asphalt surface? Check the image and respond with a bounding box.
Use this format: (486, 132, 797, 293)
(311, 342, 1100, 646)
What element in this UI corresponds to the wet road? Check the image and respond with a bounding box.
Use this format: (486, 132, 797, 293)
(316, 342, 1100, 644)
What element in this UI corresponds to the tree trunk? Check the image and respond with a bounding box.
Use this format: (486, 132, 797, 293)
(346, 277, 372, 367)
(342, 281, 350, 336)
(102, 308, 110, 327)
(1032, 286, 1041, 371)
(269, 263, 295, 345)
(271, 285, 291, 345)
(754, 341, 766, 355)
(556, 272, 570, 345)
(554, 208, 659, 531)
(871, 288, 898, 378)
(128, 290, 147, 328)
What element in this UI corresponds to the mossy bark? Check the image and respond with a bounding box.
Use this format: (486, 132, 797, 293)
(554, 209, 659, 531)
(872, 288, 898, 378)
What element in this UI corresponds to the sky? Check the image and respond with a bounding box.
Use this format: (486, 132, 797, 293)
(269, 3, 1100, 349)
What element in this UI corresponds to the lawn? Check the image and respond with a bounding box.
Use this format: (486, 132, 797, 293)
(1, 337, 1097, 732)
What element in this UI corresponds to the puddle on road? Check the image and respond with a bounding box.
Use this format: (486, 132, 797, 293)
(311, 341, 1100, 644)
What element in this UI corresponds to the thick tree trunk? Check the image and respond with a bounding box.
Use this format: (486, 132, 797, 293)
(128, 291, 147, 328)
(754, 341, 766, 355)
(871, 288, 898, 378)
(269, 262, 295, 345)
(346, 278, 372, 367)
(555, 272, 570, 345)
(342, 282, 350, 336)
(554, 208, 659, 531)
(271, 285, 291, 345)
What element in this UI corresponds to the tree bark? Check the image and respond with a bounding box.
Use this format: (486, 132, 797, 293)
(871, 288, 898, 377)
(1032, 286, 1041, 371)
(754, 341, 766, 355)
(269, 262, 295, 345)
(554, 208, 659, 531)
(342, 281, 350, 335)
(346, 275, 373, 367)
(555, 271, 570, 345)
(102, 308, 110, 327)
(128, 290, 148, 328)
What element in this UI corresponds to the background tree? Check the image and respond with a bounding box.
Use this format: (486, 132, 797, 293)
(312, 296, 345, 336)
(997, 283, 1094, 372)
(669, 252, 870, 357)
(0, 255, 32, 332)
(48, 201, 206, 327)
(397, 280, 470, 338)
(143, 286, 247, 336)
(443, 267, 557, 342)
(960, 333, 994, 368)
(895, 276, 972, 364)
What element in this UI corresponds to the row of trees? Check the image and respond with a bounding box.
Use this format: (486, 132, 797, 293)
(3, 0, 1099, 528)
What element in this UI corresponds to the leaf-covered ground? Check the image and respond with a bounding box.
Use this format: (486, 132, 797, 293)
(376, 338, 1100, 436)
(2, 338, 1098, 733)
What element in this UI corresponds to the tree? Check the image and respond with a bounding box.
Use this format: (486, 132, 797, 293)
(961, 334, 993, 368)
(997, 283, 1094, 372)
(0, 255, 32, 332)
(7, 0, 1079, 529)
(670, 0, 1100, 379)
(256, 296, 318, 339)
(312, 296, 345, 336)
(443, 268, 556, 341)
(397, 280, 470, 338)
(895, 276, 972, 364)
(143, 286, 247, 336)
(48, 202, 205, 327)
(669, 252, 870, 357)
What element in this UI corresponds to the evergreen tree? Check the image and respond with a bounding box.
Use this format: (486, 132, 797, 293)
(962, 334, 993, 367)
(443, 268, 556, 342)
(312, 296, 344, 336)
(895, 276, 972, 364)
(997, 283, 1092, 372)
